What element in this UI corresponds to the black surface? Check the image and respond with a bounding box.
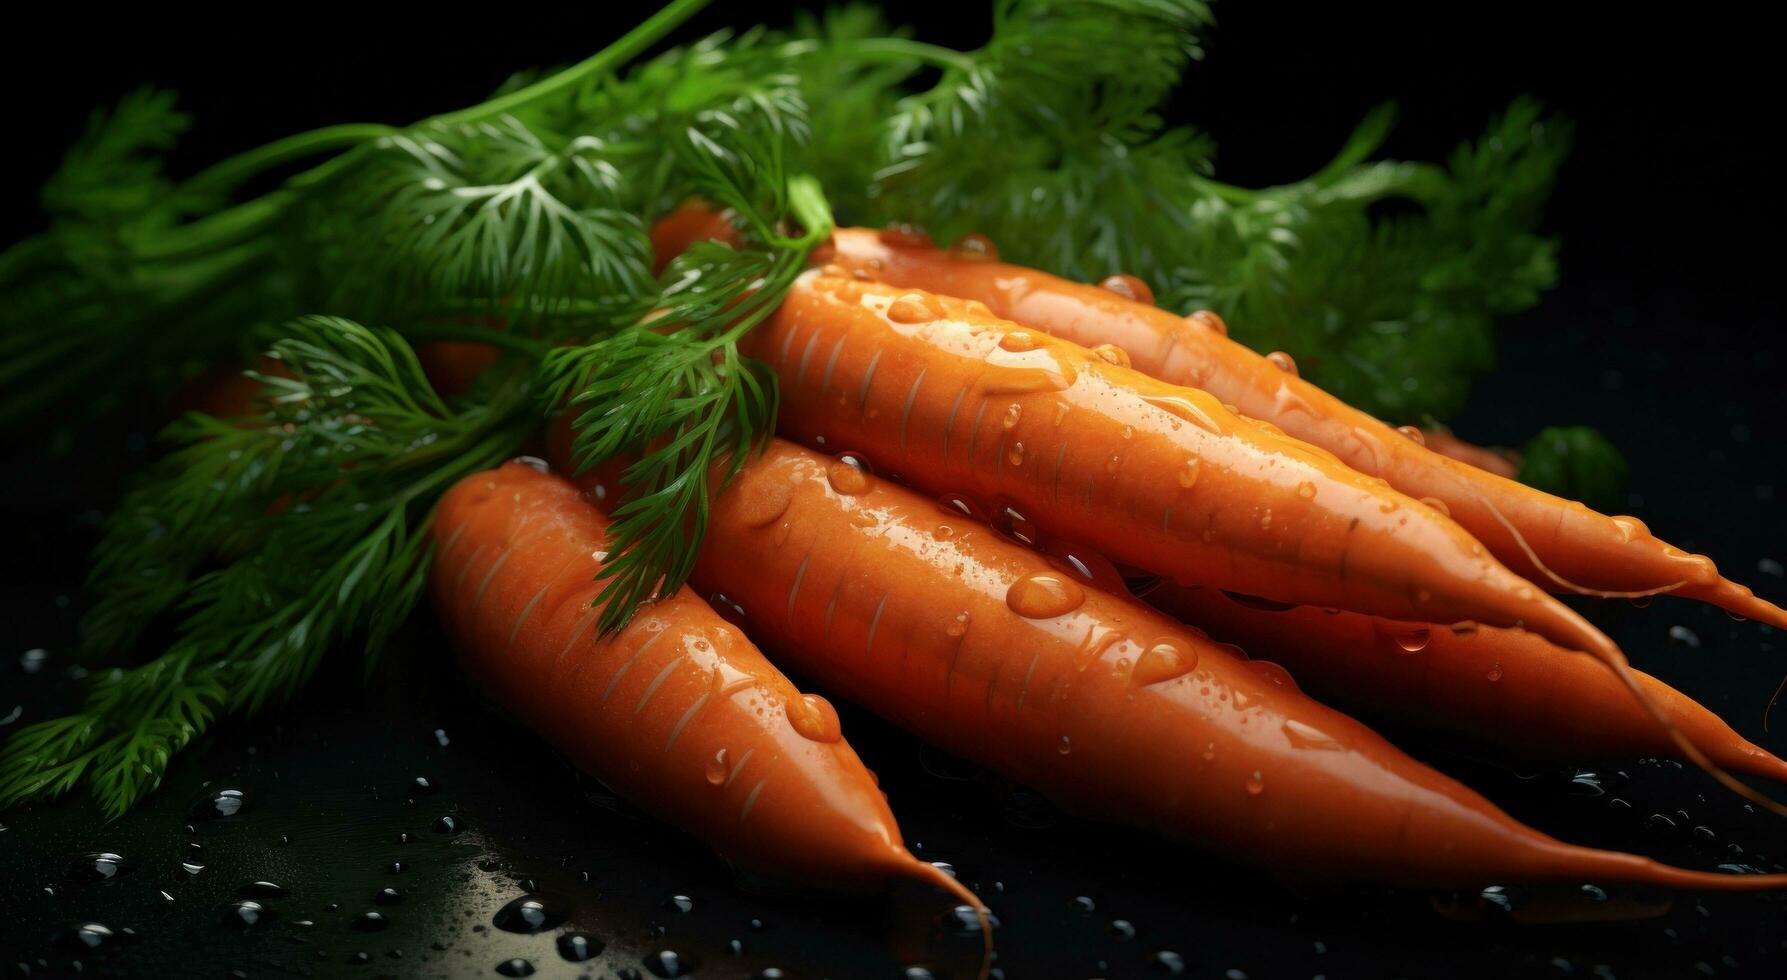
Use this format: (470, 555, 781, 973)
(3, 3, 1786, 978)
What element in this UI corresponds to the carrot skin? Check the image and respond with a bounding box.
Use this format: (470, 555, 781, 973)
(598, 436, 1787, 891)
(429, 461, 959, 893)
(1148, 584, 1787, 782)
(820, 227, 1787, 629)
(747, 270, 1619, 666)
(1420, 425, 1521, 480)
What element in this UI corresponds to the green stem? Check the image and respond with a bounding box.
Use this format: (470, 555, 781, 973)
(397, 322, 550, 358)
(838, 37, 977, 73)
(434, 0, 714, 128)
(183, 124, 398, 195)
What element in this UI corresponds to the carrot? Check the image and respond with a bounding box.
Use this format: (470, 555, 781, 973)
(818, 225, 1787, 630)
(576, 434, 1787, 890)
(429, 459, 988, 918)
(1419, 424, 1520, 480)
(1146, 583, 1787, 781)
(649, 201, 738, 274)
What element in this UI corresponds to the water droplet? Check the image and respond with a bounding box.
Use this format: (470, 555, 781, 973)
(181, 861, 206, 876)
(353, 910, 388, 931)
(826, 453, 873, 495)
(1107, 453, 1123, 474)
(644, 949, 699, 978)
(1006, 571, 1086, 619)
(433, 815, 465, 834)
(1668, 625, 1701, 648)
(879, 223, 933, 249)
(1108, 918, 1137, 940)
(496, 958, 536, 977)
(1296, 481, 1316, 500)
(1202, 742, 1217, 761)
(936, 610, 970, 640)
(1266, 351, 1298, 376)
(1418, 496, 1450, 517)
(887, 292, 941, 324)
(932, 524, 956, 541)
(1006, 441, 1025, 467)
(1151, 950, 1187, 975)
(1176, 458, 1201, 490)
(1245, 771, 1265, 795)
(1188, 310, 1228, 336)
(510, 455, 551, 474)
(411, 776, 435, 794)
(1057, 735, 1073, 756)
(374, 887, 403, 906)
(493, 895, 569, 934)
(559, 933, 605, 962)
(191, 787, 250, 820)
(949, 233, 997, 260)
(1091, 343, 1132, 369)
(222, 900, 270, 930)
(59, 922, 116, 950)
(708, 592, 748, 627)
(1069, 895, 1097, 914)
(706, 748, 730, 785)
(1133, 638, 1198, 685)
(940, 904, 997, 935)
(1395, 425, 1427, 447)
(997, 330, 1042, 353)
(1759, 558, 1784, 577)
(1098, 273, 1154, 306)
(735, 472, 795, 527)
(20, 648, 49, 673)
(1247, 660, 1296, 690)
(663, 893, 695, 914)
(937, 491, 989, 523)
(1392, 626, 1431, 653)
(785, 694, 842, 743)
(1486, 663, 1503, 682)
(65, 852, 132, 882)
(239, 880, 286, 899)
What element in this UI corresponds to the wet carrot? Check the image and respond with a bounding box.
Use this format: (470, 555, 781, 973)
(650, 201, 738, 275)
(429, 459, 987, 910)
(584, 435, 1787, 890)
(1419, 425, 1520, 480)
(818, 226, 1787, 630)
(1147, 583, 1787, 781)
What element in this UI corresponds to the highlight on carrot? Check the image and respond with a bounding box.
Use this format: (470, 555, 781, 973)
(814, 225, 1787, 631)
(1146, 583, 1787, 783)
(556, 432, 1787, 892)
(430, 459, 990, 933)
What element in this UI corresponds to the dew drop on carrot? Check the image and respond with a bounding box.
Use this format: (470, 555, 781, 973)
(1001, 506, 1039, 546)
(1057, 735, 1073, 756)
(849, 509, 879, 529)
(1091, 343, 1132, 369)
(949, 233, 998, 260)
(1006, 571, 1086, 619)
(510, 455, 551, 474)
(1450, 620, 1479, 636)
(886, 293, 939, 324)
(1247, 660, 1297, 689)
(880, 222, 934, 248)
(1281, 719, 1342, 751)
(705, 749, 730, 786)
(785, 694, 842, 743)
(1245, 771, 1265, 795)
(1007, 441, 1026, 467)
(934, 524, 956, 541)
(1202, 741, 1217, 761)
(1098, 273, 1154, 306)
(1177, 459, 1200, 490)
(1611, 515, 1650, 542)
(1296, 481, 1316, 500)
(1486, 663, 1504, 682)
(946, 611, 972, 638)
(1133, 637, 1198, 685)
(826, 453, 873, 495)
(1392, 626, 1431, 653)
(708, 593, 748, 627)
(1419, 495, 1450, 517)
(1002, 403, 1023, 430)
(1395, 425, 1427, 446)
(734, 473, 794, 527)
(998, 330, 1043, 353)
(937, 492, 988, 522)
(1188, 310, 1228, 336)
(1140, 393, 1222, 434)
(1266, 351, 1298, 377)
(1107, 453, 1123, 474)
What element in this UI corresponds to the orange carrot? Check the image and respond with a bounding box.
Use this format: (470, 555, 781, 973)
(818, 226, 1787, 629)
(742, 270, 1787, 814)
(429, 459, 987, 913)
(572, 434, 1787, 890)
(1420, 424, 1520, 480)
(650, 201, 738, 274)
(1147, 583, 1787, 781)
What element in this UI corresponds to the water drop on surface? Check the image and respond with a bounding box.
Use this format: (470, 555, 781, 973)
(20, 648, 49, 673)
(222, 900, 271, 930)
(1486, 663, 1503, 682)
(374, 887, 403, 906)
(1266, 351, 1298, 376)
(997, 330, 1042, 353)
(1296, 481, 1316, 500)
(1098, 273, 1154, 306)
(644, 949, 698, 978)
(1245, 771, 1265, 795)
(706, 748, 730, 785)
(1188, 310, 1228, 336)
(559, 933, 605, 962)
(1392, 627, 1431, 653)
(1395, 425, 1426, 446)
(239, 880, 286, 899)
(191, 787, 249, 820)
(1001, 403, 1022, 430)
(496, 958, 536, 977)
(945, 611, 972, 638)
(1281, 720, 1341, 751)
(59, 923, 115, 950)
(433, 815, 465, 834)
(353, 910, 389, 932)
(1006, 571, 1086, 619)
(826, 452, 874, 495)
(1069, 895, 1097, 914)
(1419, 495, 1450, 517)
(663, 894, 695, 914)
(887, 293, 940, 324)
(493, 895, 569, 934)
(949, 232, 997, 260)
(879, 223, 933, 248)
(1108, 918, 1137, 940)
(1133, 638, 1198, 685)
(1006, 441, 1025, 467)
(785, 694, 842, 743)
(65, 852, 131, 882)
(1151, 951, 1187, 975)
(1176, 459, 1200, 490)
(1091, 343, 1131, 369)
(1668, 625, 1700, 648)
(1057, 735, 1073, 756)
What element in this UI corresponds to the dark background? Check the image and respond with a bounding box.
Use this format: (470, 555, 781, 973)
(3, 3, 1785, 978)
